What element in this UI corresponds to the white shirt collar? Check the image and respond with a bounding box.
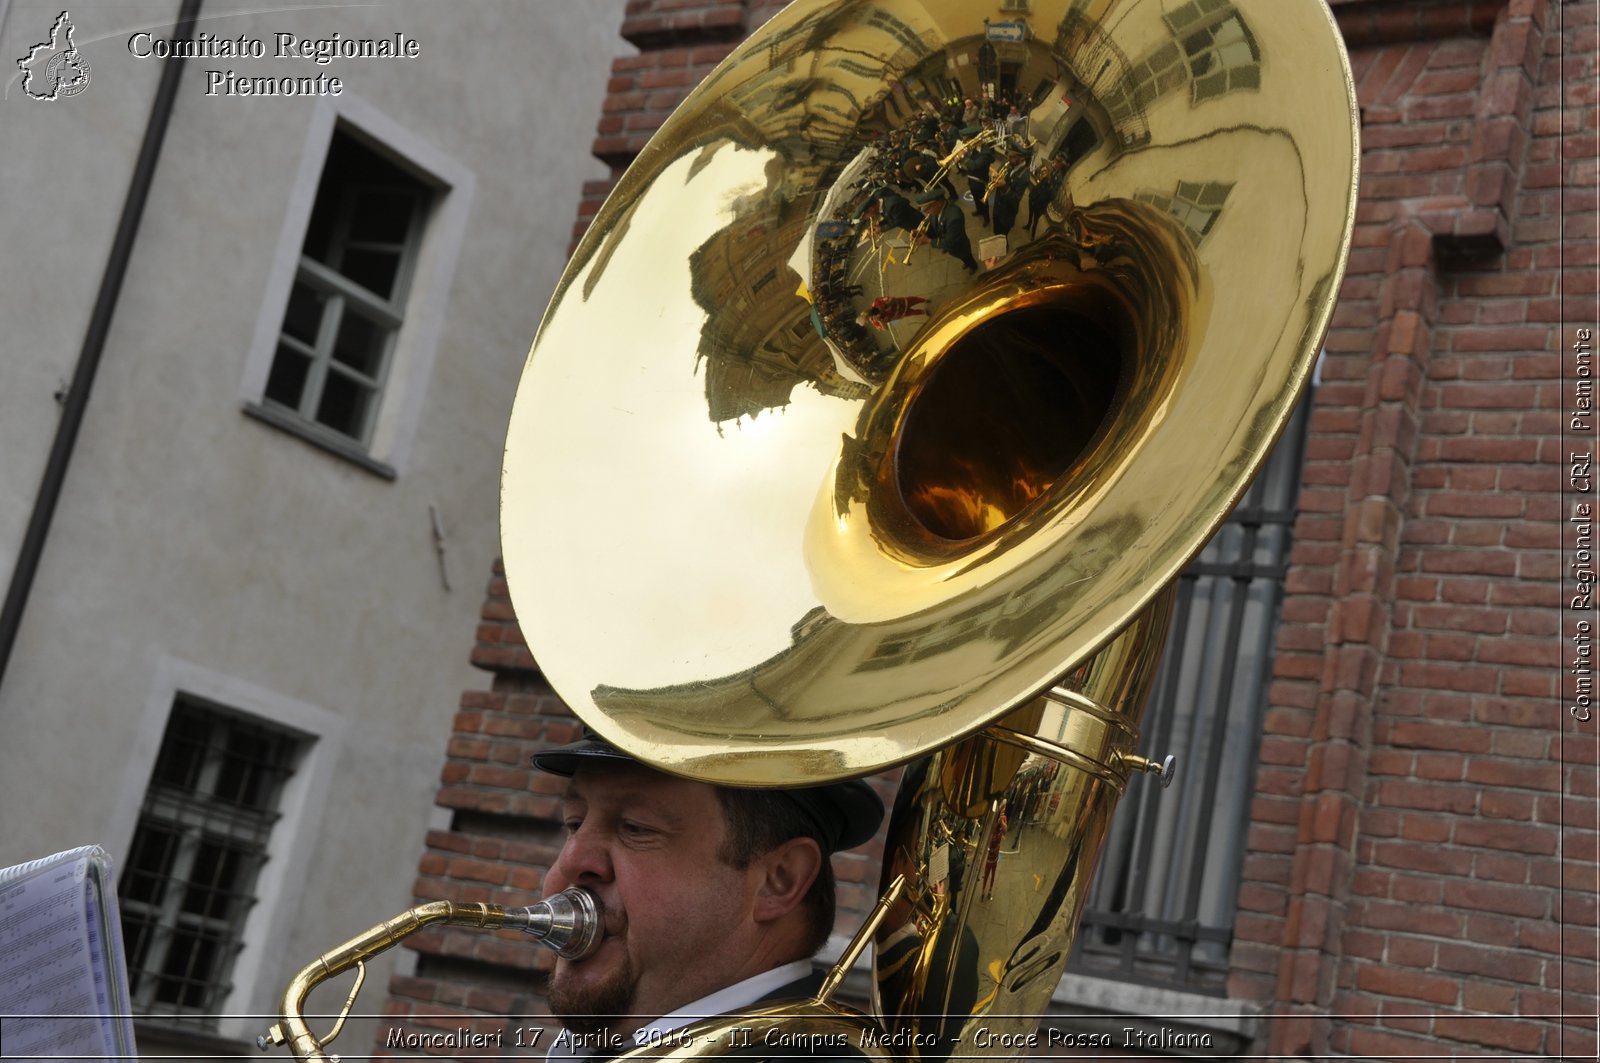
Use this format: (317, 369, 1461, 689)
(631, 959, 814, 1047)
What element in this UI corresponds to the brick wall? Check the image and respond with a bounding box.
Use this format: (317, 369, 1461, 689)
(376, 0, 1596, 1058)
(1232, 0, 1596, 1057)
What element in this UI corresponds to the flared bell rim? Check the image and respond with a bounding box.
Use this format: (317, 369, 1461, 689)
(500, 0, 1358, 785)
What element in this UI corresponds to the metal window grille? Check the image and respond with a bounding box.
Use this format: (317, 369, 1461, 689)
(264, 130, 431, 446)
(118, 697, 302, 1025)
(1068, 390, 1311, 993)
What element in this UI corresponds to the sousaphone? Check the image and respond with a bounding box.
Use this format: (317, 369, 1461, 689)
(263, 0, 1357, 1058)
(501, 0, 1355, 1048)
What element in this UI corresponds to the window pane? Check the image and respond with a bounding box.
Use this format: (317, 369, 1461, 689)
(154, 922, 223, 1009)
(339, 248, 403, 300)
(301, 136, 427, 265)
(123, 822, 179, 906)
(281, 283, 327, 346)
(122, 910, 157, 994)
(151, 712, 207, 791)
(180, 839, 248, 921)
(264, 344, 312, 410)
(316, 369, 376, 440)
(332, 310, 388, 379)
(1219, 37, 1252, 65)
(1194, 71, 1227, 100)
(348, 189, 417, 244)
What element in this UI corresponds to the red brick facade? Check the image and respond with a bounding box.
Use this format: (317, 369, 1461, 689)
(1228, 1, 1594, 1056)
(377, 1, 1596, 1058)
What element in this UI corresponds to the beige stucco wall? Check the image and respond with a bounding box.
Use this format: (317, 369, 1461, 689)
(0, 0, 627, 1049)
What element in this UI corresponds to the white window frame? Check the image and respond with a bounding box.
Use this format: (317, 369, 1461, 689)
(270, 178, 427, 447)
(239, 94, 476, 476)
(110, 656, 345, 1043)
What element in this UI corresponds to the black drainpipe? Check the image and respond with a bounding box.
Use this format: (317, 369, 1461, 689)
(0, 0, 204, 690)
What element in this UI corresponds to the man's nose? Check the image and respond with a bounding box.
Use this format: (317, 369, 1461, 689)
(547, 824, 613, 891)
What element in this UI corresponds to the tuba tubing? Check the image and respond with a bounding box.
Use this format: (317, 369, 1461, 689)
(257, 890, 601, 1061)
(871, 590, 1176, 1057)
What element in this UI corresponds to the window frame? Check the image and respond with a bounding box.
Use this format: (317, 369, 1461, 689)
(109, 657, 344, 1043)
(265, 175, 428, 448)
(119, 697, 304, 1023)
(239, 95, 476, 478)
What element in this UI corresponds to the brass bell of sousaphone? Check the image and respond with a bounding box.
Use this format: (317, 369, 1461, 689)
(499, 0, 1357, 1056)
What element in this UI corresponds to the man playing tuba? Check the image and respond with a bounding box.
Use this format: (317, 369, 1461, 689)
(534, 732, 883, 1059)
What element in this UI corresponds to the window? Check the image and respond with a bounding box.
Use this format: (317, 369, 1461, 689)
(118, 697, 304, 1025)
(1135, 180, 1234, 247)
(1163, 0, 1260, 103)
(241, 101, 474, 476)
(262, 130, 433, 448)
(1068, 391, 1311, 993)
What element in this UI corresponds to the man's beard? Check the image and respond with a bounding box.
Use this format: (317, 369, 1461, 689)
(548, 951, 638, 1037)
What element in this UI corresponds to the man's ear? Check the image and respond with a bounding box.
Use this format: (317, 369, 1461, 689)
(752, 836, 824, 922)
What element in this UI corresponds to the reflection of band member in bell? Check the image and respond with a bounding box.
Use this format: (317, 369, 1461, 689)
(943, 129, 996, 224)
(988, 154, 1028, 236)
(859, 295, 929, 331)
(1028, 159, 1067, 237)
(865, 187, 922, 236)
(900, 152, 957, 203)
(534, 731, 882, 1057)
(918, 194, 980, 272)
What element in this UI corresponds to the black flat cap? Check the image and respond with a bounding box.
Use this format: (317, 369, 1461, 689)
(532, 732, 884, 853)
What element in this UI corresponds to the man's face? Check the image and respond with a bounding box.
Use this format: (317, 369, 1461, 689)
(542, 762, 760, 1037)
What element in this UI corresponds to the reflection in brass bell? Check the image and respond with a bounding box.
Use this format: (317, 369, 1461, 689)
(501, 0, 1357, 789)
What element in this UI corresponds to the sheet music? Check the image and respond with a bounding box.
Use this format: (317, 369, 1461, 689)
(87, 856, 137, 1060)
(0, 847, 134, 1061)
(79, 874, 128, 1060)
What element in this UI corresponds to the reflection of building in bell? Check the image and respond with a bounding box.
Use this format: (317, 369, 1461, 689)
(851, 512, 1148, 676)
(667, 3, 981, 421)
(668, 112, 863, 423)
(1134, 180, 1233, 247)
(689, 213, 870, 422)
(1055, 0, 1258, 149)
(1053, 6, 1154, 147)
(977, 40, 1000, 97)
(1165, 0, 1260, 102)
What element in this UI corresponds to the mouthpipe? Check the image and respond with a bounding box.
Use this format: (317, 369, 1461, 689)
(503, 886, 603, 959)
